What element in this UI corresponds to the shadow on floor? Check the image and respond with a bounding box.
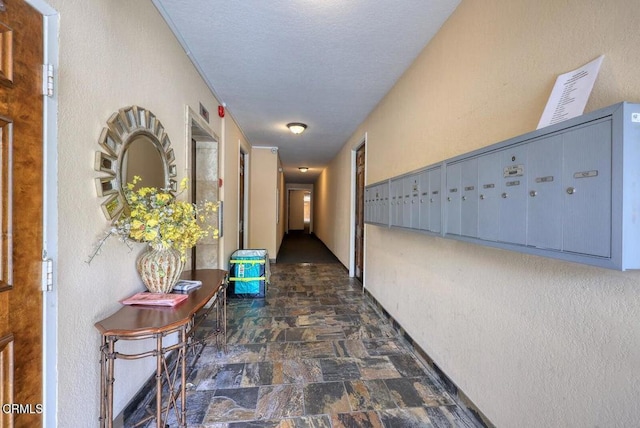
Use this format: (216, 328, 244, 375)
(276, 231, 340, 264)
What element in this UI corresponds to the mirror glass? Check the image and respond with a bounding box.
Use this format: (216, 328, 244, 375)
(94, 106, 177, 220)
(121, 135, 166, 191)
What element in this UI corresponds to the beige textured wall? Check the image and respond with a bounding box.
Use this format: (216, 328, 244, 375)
(48, 0, 238, 425)
(315, 139, 359, 266)
(319, 1, 640, 426)
(249, 147, 278, 256)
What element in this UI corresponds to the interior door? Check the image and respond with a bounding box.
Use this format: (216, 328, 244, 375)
(239, 151, 245, 250)
(0, 1, 45, 426)
(355, 144, 365, 281)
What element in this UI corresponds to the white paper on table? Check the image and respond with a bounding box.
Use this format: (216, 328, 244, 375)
(537, 55, 604, 129)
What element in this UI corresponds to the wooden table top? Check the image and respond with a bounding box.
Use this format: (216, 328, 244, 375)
(94, 269, 227, 337)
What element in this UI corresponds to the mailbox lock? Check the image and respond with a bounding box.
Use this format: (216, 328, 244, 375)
(529, 190, 537, 197)
(501, 192, 508, 199)
(479, 194, 485, 200)
(420, 199, 424, 203)
(462, 196, 467, 201)
(566, 187, 576, 195)
(430, 198, 434, 203)
(447, 197, 451, 202)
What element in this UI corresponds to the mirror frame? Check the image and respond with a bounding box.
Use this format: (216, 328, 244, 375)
(94, 105, 177, 220)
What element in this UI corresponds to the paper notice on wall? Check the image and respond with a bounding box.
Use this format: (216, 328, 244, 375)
(537, 55, 604, 129)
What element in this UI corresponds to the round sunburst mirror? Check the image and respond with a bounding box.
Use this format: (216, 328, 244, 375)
(94, 105, 177, 220)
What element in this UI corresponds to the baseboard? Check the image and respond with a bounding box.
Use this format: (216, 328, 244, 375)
(363, 288, 494, 428)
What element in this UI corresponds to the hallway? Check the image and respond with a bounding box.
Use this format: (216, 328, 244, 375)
(131, 262, 483, 427)
(276, 232, 340, 264)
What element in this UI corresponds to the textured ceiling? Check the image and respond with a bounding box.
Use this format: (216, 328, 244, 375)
(153, 0, 460, 183)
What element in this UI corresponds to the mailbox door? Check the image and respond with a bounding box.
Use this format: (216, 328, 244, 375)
(382, 183, 389, 225)
(445, 162, 462, 236)
(390, 179, 401, 227)
(429, 167, 442, 233)
(407, 174, 420, 229)
(526, 135, 563, 250)
(460, 158, 479, 238)
(499, 145, 528, 245)
(418, 170, 430, 230)
(477, 151, 501, 242)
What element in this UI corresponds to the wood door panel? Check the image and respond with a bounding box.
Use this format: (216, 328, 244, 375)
(0, 1, 44, 426)
(0, 118, 12, 292)
(0, 334, 14, 427)
(0, 21, 13, 86)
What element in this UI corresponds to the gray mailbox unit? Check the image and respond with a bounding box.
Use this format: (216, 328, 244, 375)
(364, 102, 640, 271)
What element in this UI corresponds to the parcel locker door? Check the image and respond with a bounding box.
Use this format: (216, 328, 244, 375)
(499, 145, 527, 245)
(562, 120, 612, 257)
(477, 151, 501, 241)
(418, 170, 430, 230)
(527, 135, 562, 250)
(460, 158, 479, 238)
(445, 162, 462, 236)
(429, 167, 443, 233)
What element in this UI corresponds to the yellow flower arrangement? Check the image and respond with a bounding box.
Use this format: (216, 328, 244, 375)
(87, 176, 218, 263)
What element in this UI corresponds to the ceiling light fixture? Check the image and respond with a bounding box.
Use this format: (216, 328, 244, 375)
(298, 167, 309, 173)
(287, 122, 307, 135)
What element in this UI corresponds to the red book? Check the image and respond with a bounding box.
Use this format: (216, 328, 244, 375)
(121, 292, 188, 307)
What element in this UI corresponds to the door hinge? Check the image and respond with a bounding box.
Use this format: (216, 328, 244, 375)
(42, 250, 53, 292)
(42, 64, 54, 97)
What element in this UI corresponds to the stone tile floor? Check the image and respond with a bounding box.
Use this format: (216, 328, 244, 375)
(129, 263, 483, 427)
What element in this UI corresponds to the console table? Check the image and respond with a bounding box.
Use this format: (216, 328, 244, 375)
(95, 269, 227, 428)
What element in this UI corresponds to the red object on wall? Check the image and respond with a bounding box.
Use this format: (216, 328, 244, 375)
(218, 178, 223, 188)
(218, 105, 225, 117)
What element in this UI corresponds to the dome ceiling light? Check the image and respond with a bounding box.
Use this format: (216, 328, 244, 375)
(298, 167, 309, 173)
(287, 122, 307, 135)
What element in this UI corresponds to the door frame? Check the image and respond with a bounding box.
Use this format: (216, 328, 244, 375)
(185, 106, 222, 268)
(284, 183, 314, 234)
(25, 1, 59, 427)
(349, 133, 367, 281)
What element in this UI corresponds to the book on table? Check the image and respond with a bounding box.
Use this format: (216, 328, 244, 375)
(121, 291, 189, 307)
(172, 280, 202, 294)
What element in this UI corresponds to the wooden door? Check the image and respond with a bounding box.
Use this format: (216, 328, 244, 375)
(238, 151, 245, 249)
(355, 144, 365, 281)
(0, 1, 44, 426)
